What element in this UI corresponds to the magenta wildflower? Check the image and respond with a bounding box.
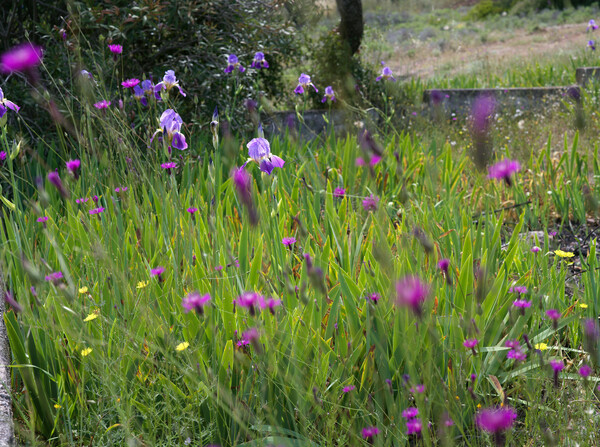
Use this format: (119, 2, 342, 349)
(94, 100, 111, 109)
(0, 43, 43, 73)
(375, 62, 396, 82)
(108, 44, 122, 54)
(154, 70, 186, 97)
(187, 207, 197, 215)
(161, 162, 177, 172)
(366, 293, 380, 304)
(362, 194, 379, 212)
(507, 348, 526, 362)
(475, 407, 517, 433)
(513, 299, 532, 315)
(181, 292, 211, 315)
(114, 186, 127, 193)
(396, 275, 429, 317)
(531, 246, 541, 253)
(579, 364, 593, 378)
(4, 291, 23, 313)
(342, 385, 355, 393)
(151, 266, 165, 277)
(76, 197, 89, 204)
(438, 258, 450, 273)
(550, 359, 564, 388)
(0, 88, 20, 118)
(333, 187, 346, 198)
(240, 327, 260, 351)
(464, 338, 478, 355)
(294, 73, 318, 94)
(0, 151, 6, 163)
(66, 159, 81, 179)
(250, 51, 269, 69)
(37, 216, 49, 223)
(235, 292, 265, 316)
(321, 86, 336, 103)
(282, 237, 296, 246)
(361, 426, 379, 443)
(402, 407, 419, 419)
(488, 159, 521, 186)
(505, 339, 520, 349)
(546, 309, 560, 329)
(264, 297, 282, 315)
(48, 171, 69, 198)
(224, 54, 245, 74)
(89, 207, 105, 215)
(509, 285, 527, 294)
(406, 418, 422, 435)
(412, 384, 425, 393)
(121, 78, 140, 88)
(45, 271, 63, 282)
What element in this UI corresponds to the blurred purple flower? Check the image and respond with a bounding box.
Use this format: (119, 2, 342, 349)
(509, 285, 527, 294)
(463, 338, 478, 349)
(333, 187, 346, 198)
(366, 293, 380, 304)
(361, 426, 379, 442)
(588, 19, 599, 31)
(402, 407, 419, 419)
(531, 246, 541, 253)
(0, 43, 43, 73)
(232, 167, 258, 226)
(246, 136, 285, 175)
(396, 275, 429, 317)
(76, 197, 88, 204)
(89, 207, 105, 215)
(589, 40, 596, 50)
(224, 54, 245, 74)
(48, 171, 69, 198)
(362, 194, 379, 212)
(406, 418, 422, 435)
(579, 364, 592, 378)
(94, 100, 111, 110)
(282, 237, 296, 246)
(133, 85, 148, 106)
(4, 291, 23, 313)
(45, 271, 63, 282)
(182, 292, 211, 315)
(342, 385, 355, 393)
(487, 159, 521, 186)
(475, 407, 517, 433)
(294, 73, 318, 94)
(37, 216, 49, 223)
(438, 258, 450, 273)
(66, 159, 81, 179)
(507, 348, 526, 361)
(250, 51, 269, 69)
(321, 86, 336, 103)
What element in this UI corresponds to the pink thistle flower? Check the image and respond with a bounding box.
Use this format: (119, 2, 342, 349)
(282, 237, 296, 246)
(531, 246, 541, 253)
(402, 407, 419, 419)
(342, 385, 355, 393)
(361, 426, 379, 442)
(475, 407, 517, 433)
(181, 292, 211, 315)
(89, 207, 105, 215)
(406, 418, 422, 435)
(94, 100, 111, 109)
(333, 187, 346, 198)
(362, 194, 379, 212)
(487, 159, 521, 186)
(66, 159, 81, 179)
(108, 44, 123, 54)
(579, 364, 593, 378)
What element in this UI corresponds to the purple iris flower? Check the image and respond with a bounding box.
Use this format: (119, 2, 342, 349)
(376, 62, 396, 82)
(155, 70, 186, 97)
(321, 86, 336, 103)
(141, 79, 154, 94)
(246, 136, 285, 175)
(294, 73, 318, 94)
(224, 54, 245, 73)
(152, 109, 188, 150)
(0, 88, 20, 118)
(589, 40, 596, 50)
(133, 85, 148, 106)
(250, 51, 269, 69)
(588, 19, 598, 31)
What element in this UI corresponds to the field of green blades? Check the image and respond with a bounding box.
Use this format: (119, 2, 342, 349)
(3, 86, 600, 445)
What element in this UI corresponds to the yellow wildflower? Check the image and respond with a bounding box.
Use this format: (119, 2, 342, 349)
(83, 311, 99, 322)
(81, 348, 92, 357)
(579, 303, 588, 309)
(175, 342, 189, 352)
(554, 250, 574, 258)
(54, 404, 62, 409)
(534, 343, 548, 351)
(79, 286, 88, 294)
(136, 280, 149, 289)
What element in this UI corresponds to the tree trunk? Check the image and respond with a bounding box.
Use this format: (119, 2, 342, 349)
(335, 0, 363, 55)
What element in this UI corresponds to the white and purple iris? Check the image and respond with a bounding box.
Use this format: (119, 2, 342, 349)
(294, 73, 318, 94)
(0, 88, 20, 118)
(155, 70, 186, 97)
(588, 19, 599, 32)
(589, 40, 596, 50)
(250, 52, 269, 69)
(152, 109, 188, 150)
(321, 86, 336, 103)
(225, 54, 245, 74)
(245, 136, 284, 175)
(376, 62, 396, 82)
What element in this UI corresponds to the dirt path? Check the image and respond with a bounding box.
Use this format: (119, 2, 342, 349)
(390, 22, 592, 80)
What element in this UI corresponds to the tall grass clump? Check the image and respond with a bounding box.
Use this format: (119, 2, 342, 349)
(1, 24, 600, 447)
